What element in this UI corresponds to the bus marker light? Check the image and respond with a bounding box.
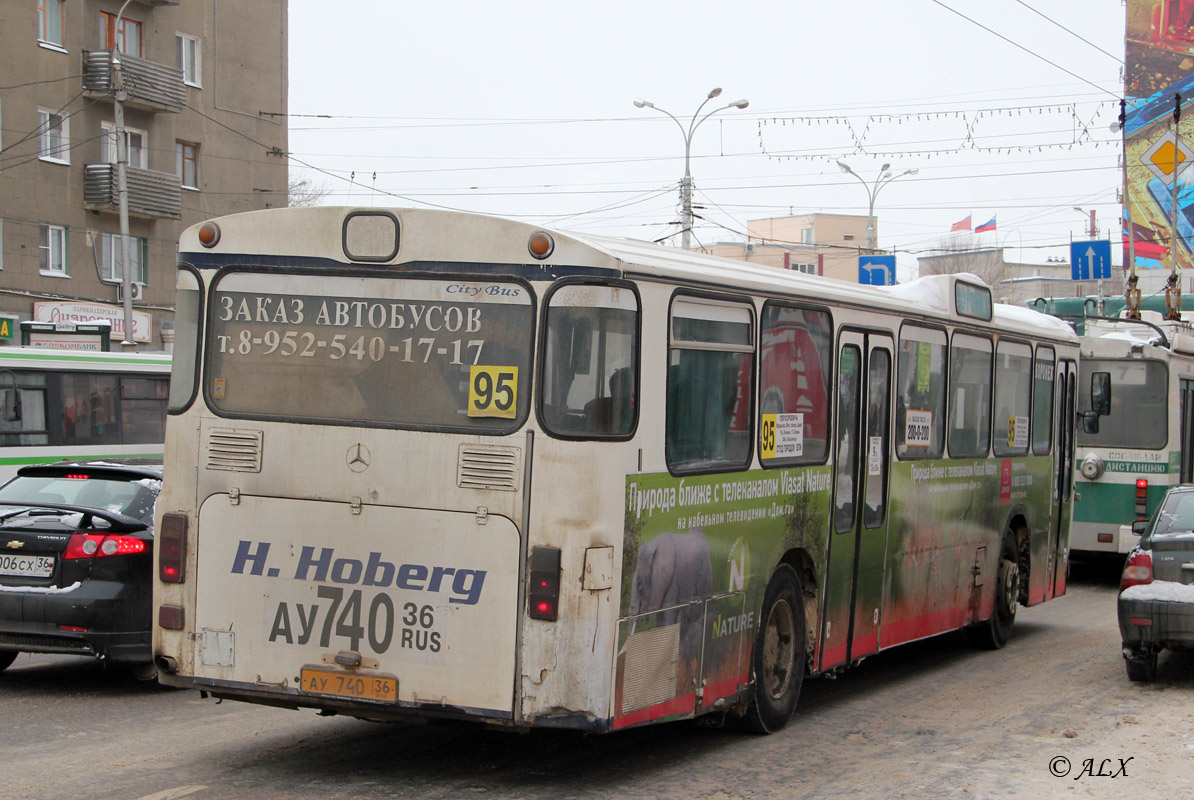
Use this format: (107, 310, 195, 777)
(528, 546, 561, 621)
(198, 222, 221, 248)
(159, 513, 188, 584)
(528, 232, 555, 260)
(1097, 533, 1113, 543)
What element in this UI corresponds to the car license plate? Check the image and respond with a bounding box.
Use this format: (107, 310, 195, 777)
(0, 553, 54, 578)
(300, 667, 398, 703)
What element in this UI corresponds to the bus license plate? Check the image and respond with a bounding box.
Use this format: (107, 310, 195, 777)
(299, 667, 398, 703)
(0, 554, 54, 578)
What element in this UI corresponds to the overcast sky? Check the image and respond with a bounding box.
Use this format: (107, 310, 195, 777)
(287, 0, 1124, 279)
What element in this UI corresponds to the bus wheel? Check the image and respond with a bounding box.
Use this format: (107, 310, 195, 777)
(747, 566, 806, 734)
(967, 530, 1019, 650)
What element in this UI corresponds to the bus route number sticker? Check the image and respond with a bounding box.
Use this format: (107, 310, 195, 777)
(469, 365, 518, 418)
(761, 413, 804, 459)
(1007, 415, 1029, 449)
(905, 409, 933, 447)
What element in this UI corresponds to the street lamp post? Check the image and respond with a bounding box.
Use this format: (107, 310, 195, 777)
(634, 88, 749, 250)
(836, 161, 918, 253)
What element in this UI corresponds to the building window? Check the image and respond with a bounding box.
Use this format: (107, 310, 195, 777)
(101, 123, 147, 169)
(801, 228, 812, 244)
(99, 11, 142, 57)
(39, 224, 67, 275)
(37, 109, 69, 164)
(792, 262, 816, 274)
(176, 141, 199, 189)
(177, 34, 202, 87)
(100, 233, 147, 284)
(843, 233, 855, 241)
(38, 0, 65, 48)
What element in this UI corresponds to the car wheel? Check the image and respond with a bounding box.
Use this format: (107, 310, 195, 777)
(0, 651, 16, 673)
(746, 565, 806, 734)
(1125, 651, 1158, 682)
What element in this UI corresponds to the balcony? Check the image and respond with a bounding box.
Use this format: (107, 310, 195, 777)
(84, 164, 182, 220)
(82, 50, 185, 113)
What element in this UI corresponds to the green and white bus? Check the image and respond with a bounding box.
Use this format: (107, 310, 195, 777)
(153, 207, 1078, 733)
(1072, 314, 1194, 556)
(0, 347, 170, 481)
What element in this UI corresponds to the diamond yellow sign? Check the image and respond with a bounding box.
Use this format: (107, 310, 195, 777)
(1142, 131, 1194, 185)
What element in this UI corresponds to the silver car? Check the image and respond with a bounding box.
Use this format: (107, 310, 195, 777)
(1118, 484, 1194, 681)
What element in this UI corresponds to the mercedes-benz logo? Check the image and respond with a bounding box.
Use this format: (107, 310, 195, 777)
(346, 443, 371, 473)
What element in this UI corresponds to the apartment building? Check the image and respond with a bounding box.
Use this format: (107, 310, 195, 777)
(0, 0, 288, 350)
(700, 213, 871, 282)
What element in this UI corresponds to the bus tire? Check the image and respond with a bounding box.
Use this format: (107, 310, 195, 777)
(746, 566, 805, 734)
(967, 529, 1019, 650)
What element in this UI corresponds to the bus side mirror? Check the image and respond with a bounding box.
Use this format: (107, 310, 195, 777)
(1132, 519, 1148, 536)
(1090, 372, 1111, 416)
(1080, 411, 1100, 435)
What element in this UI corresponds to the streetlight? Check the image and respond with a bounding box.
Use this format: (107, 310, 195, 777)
(836, 160, 918, 252)
(634, 88, 749, 249)
(1073, 206, 1098, 239)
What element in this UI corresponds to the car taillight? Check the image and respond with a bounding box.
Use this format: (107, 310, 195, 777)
(1135, 478, 1149, 518)
(159, 513, 187, 584)
(1121, 551, 1154, 590)
(64, 533, 146, 559)
(527, 546, 561, 621)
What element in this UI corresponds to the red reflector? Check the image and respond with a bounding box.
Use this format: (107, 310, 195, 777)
(158, 604, 185, 630)
(1097, 533, 1114, 543)
(57, 625, 88, 632)
(1128, 617, 1153, 627)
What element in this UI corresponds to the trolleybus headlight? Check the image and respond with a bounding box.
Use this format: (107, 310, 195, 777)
(528, 231, 555, 260)
(528, 545, 561, 621)
(1080, 454, 1105, 480)
(198, 222, 221, 248)
(159, 513, 188, 583)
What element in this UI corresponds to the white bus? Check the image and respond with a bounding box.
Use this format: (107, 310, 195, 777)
(1071, 314, 1194, 556)
(153, 207, 1078, 733)
(0, 347, 171, 482)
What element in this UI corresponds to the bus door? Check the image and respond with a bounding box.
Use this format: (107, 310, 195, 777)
(1049, 359, 1076, 597)
(819, 331, 893, 670)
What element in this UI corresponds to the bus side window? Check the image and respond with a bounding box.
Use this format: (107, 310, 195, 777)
(993, 341, 1033, 457)
(666, 298, 754, 472)
(896, 326, 946, 460)
(540, 283, 639, 438)
(0, 371, 49, 447)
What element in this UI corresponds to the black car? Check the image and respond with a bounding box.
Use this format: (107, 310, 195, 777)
(0, 461, 161, 678)
(1118, 483, 1194, 681)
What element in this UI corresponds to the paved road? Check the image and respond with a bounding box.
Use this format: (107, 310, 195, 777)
(2, 559, 1189, 800)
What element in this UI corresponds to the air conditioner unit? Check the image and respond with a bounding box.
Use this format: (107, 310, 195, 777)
(116, 283, 143, 302)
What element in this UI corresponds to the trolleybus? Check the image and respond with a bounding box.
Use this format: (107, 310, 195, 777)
(0, 347, 171, 481)
(1071, 313, 1194, 556)
(153, 207, 1079, 733)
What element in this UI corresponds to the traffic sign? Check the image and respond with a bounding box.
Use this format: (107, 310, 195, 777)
(859, 255, 896, 286)
(1070, 240, 1112, 280)
(1142, 131, 1194, 185)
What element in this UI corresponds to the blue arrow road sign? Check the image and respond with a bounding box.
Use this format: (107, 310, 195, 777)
(1070, 240, 1112, 280)
(859, 255, 896, 286)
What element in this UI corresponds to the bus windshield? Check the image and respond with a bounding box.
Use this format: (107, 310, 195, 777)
(1076, 358, 1167, 449)
(206, 271, 534, 431)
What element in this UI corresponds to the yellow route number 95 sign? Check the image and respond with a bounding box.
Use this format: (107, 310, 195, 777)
(468, 365, 518, 418)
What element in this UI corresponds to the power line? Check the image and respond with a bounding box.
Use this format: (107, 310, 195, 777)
(1011, 0, 1123, 64)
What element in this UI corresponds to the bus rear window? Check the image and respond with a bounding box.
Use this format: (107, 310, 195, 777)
(206, 272, 534, 431)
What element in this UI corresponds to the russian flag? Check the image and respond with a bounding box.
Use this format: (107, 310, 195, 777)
(975, 216, 996, 233)
(950, 214, 972, 232)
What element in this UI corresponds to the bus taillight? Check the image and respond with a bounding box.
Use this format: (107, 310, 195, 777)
(159, 513, 188, 583)
(1135, 478, 1149, 518)
(528, 546, 561, 621)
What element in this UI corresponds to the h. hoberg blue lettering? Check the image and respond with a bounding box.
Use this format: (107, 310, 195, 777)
(230, 541, 486, 605)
